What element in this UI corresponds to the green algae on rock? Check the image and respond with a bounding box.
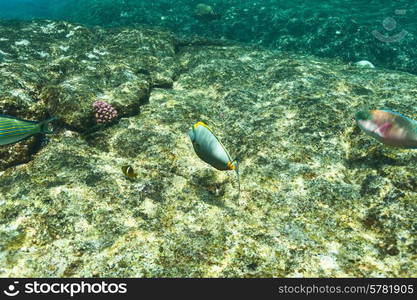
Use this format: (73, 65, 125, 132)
(0, 20, 177, 169)
(0, 21, 416, 277)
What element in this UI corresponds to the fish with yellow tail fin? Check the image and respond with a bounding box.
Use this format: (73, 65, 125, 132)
(0, 115, 56, 146)
(355, 109, 417, 148)
(122, 165, 137, 179)
(188, 121, 240, 195)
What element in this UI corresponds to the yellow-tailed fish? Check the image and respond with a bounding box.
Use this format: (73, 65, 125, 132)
(355, 109, 417, 148)
(188, 121, 240, 194)
(122, 165, 137, 179)
(0, 115, 56, 146)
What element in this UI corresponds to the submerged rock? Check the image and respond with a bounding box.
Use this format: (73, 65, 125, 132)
(0, 20, 177, 168)
(0, 20, 416, 277)
(354, 60, 375, 68)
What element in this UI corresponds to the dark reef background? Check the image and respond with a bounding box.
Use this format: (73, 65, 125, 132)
(0, 0, 416, 74)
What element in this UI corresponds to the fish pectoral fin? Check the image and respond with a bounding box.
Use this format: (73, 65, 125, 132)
(374, 122, 392, 137)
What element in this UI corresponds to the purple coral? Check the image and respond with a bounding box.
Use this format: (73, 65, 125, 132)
(92, 100, 118, 124)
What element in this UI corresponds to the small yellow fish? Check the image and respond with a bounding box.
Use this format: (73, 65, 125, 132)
(122, 165, 137, 179)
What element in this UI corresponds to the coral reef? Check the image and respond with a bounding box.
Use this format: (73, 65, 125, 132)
(92, 101, 118, 124)
(0, 21, 416, 277)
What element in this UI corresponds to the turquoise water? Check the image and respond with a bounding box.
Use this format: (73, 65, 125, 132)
(0, 1, 416, 73)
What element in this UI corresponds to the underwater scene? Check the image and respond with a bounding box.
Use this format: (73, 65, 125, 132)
(0, 0, 416, 277)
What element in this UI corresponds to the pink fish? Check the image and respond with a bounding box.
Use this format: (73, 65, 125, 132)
(355, 110, 417, 148)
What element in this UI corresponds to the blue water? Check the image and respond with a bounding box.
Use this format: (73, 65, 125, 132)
(0, 1, 414, 32)
(0, 1, 416, 73)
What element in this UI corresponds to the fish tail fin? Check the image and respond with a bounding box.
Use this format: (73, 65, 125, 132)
(39, 117, 57, 134)
(233, 159, 241, 198)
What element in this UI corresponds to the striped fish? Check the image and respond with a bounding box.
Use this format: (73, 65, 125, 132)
(0, 115, 56, 146)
